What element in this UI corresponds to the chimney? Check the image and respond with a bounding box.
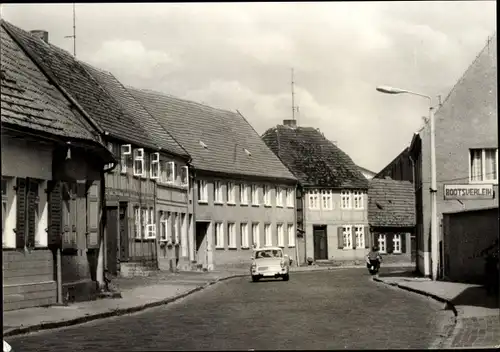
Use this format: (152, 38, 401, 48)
(30, 30, 49, 43)
(283, 119, 297, 128)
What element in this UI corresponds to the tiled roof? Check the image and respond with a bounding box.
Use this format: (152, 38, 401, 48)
(128, 88, 297, 181)
(81, 63, 189, 158)
(261, 125, 369, 188)
(1, 20, 156, 149)
(368, 178, 416, 227)
(0, 23, 99, 142)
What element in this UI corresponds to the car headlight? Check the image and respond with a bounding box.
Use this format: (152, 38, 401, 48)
(280, 260, 285, 268)
(251, 263, 256, 269)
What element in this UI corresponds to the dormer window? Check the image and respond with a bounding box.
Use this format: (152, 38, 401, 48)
(121, 144, 131, 174)
(150, 152, 160, 179)
(133, 148, 145, 177)
(199, 141, 208, 149)
(166, 161, 176, 184)
(180, 166, 189, 187)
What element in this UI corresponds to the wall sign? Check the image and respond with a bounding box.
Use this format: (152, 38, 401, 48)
(443, 184, 495, 200)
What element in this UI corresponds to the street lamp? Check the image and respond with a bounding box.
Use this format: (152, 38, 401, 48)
(376, 85, 438, 281)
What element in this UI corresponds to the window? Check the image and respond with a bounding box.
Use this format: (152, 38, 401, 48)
(263, 185, 271, 206)
(227, 182, 236, 204)
(470, 148, 498, 182)
(264, 224, 272, 246)
(287, 224, 295, 247)
(240, 223, 249, 248)
(227, 223, 236, 248)
(277, 224, 284, 247)
(378, 234, 387, 253)
(174, 213, 180, 243)
(166, 161, 176, 184)
(145, 208, 156, 239)
(120, 144, 131, 174)
(214, 181, 223, 203)
(134, 207, 141, 239)
(355, 225, 364, 248)
(342, 225, 353, 249)
(308, 190, 319, 210)
(141, 208, 148, 238)
(240, 184, 249, 205)
(252, 223, 260, 248)
(133, 148, 145, 177)
(286, 188, 294, 207)
(215, 222, 224, 249)
(150, 152, 160, 179)
(321, 190, 333, 210)
(393, 234, 402, 253)
(159, 212, 168, 241)
(2, 179, 7, 245)
(2, 177, 15, 248)
(181, 166, 189, 187)
(353, 191, 364, 209)
(275, 187, 284, 207)
(198, 180, 208, 203)
(341, 190, 351, 209)
(251, 185, 259, 205)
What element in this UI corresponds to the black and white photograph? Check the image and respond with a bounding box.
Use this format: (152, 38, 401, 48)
(1, 1, 498, 351)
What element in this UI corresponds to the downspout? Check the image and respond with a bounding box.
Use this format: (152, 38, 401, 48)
(409, 154, 417, 270)
(96, 170, 106, 290)
(189, 163, 196, 269)
(294, 182, 300, 267)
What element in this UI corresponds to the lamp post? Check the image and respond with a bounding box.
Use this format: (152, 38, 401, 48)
(376, 85, 438, 281)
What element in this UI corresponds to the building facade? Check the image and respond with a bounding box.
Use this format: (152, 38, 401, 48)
(377, 34, 497, 276)
(262, 120, 370, 265)
(1, 21, 115, 310)
(128, 88, 298, 270)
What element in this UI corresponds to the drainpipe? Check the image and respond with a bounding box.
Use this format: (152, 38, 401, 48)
(189, 166, 196, 269)
(409, 154, 417, 270)
(294, 182, 300, 267)
(95, 170, 106, 290)
(56, 246, 63, 303)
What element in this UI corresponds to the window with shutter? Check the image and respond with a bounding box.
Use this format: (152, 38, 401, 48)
(337, 226, 344, 249)
(47, 181, 62, 247)
(86, 183, 100, 249)
(2, 177, 16, 248)
(26, 179, 39, 248)
(15, 178, 27, 249)
(364, 226, 370, 249)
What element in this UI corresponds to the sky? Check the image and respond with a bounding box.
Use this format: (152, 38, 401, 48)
(1, 2, 496, 172)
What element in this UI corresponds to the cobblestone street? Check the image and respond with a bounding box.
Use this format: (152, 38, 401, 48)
(7, 269, 453, 351)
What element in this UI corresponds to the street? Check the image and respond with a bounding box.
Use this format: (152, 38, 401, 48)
(7, 269, 452, 351)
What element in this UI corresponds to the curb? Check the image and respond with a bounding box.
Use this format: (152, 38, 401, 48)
(3, 274, 247, 338)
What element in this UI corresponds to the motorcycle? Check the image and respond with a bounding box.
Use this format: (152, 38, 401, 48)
(366, 259, 380, 275)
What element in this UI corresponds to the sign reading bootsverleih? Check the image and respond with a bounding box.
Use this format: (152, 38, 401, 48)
(443, 184, 495, 200)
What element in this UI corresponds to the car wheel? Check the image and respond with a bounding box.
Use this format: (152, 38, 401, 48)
(282, 274, 289, 281)
(252, 276, 259, 282)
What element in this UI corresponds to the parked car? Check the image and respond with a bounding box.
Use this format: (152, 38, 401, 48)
(250, 247, 290, 282)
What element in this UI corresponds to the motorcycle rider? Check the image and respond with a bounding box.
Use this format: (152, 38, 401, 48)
(366, 245, 382, 274)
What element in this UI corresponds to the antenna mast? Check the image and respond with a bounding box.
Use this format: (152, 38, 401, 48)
(291, 68, 299, 121)
(65, 3, 76, 57)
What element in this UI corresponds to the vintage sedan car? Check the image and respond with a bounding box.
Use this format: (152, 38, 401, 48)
(250, 247, 290, 282)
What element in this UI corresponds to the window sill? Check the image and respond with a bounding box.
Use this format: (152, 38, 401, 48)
(227, 202, 236, 206)
(240, 203, 249, 207)
(252, 204, 260, 207)
(343, 247, 353, 251)
(392, 251, 403, 255)
(228, 246, 237, 250)
(241, 246, 250, 250)
(276, 205, 284, 208)
(288, 245, 296, 248)
(198, 200, 208, 204)
(264, 204, 272, 208)
(287, 206, 294, 209)
(134, 238, 155, 242)
(214, 201, 224, 206)
(278, 245, 285, 248)
(215, 246, 225, 250)
(469, 180, 498, 185)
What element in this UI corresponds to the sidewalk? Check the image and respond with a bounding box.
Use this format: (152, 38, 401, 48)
(374, 274, 500, 348)
(3, 265, 356, 338)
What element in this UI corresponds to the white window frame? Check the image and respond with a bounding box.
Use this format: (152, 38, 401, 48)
(240, 184, 249, 205)
(240, 223, 249, 249)
(341, 190, 351, 209)
(144, 208, 155, 239)
(227, 182, 236, 204)
(353, 191, 364, 210)
(198, 180, 208, 203)
(181, 166, 189, 187)
(354, 225, 364, 249)
(215, 222, 224, 249)
(469, 148, 498, 184)
(2, 177, 16, 248)
(251, 185, 259, 206)
(286, 188, 294, 208)
(141, 207, 148, 238)
(150, 152, 160, 180)
(342, 225, 353, 250)
(120, 144, 131, 174)
(133, 148, 145, 177)
(287, 224, 295, 247)
(174, 213, 180, 243)
(35, 180, 48, 247)
(134, 207, 141, 239)
(264, 224, 272, 246)
(321, 190, 333, 210)
(308, 190, 320, 210)
(214, 181, 223, 204)
(166, 161, 176, 184)
(277, 223, 284, 247)
(228, 223, 236, 249)
(378, 234, 387, 254)
(159, 212, 168, 241)
(263, 185, 271, 206)
(275, 187, 283, 207)
(393, 234, 402, 254)
(252, 223, 260, 248)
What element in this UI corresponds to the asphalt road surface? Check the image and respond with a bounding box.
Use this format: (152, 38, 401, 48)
(7, 268, 451, 351)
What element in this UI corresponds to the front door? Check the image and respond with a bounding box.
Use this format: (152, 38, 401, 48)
(313, 225, 328, 260)
(195, 221, 209, 266)
(106, 207, 118, 275)
(119, 202, 129, 262)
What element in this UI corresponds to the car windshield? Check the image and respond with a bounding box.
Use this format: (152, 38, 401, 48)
(255, 249, 283, 259)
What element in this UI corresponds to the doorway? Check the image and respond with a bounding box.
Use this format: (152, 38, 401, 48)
(313, 225, 328, 260)
(118, 202, 129, 262)
(195, 221, 210, 266)
(106, 207, 118, 275)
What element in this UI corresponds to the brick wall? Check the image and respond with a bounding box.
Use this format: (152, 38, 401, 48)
(443, 207, 498, 284)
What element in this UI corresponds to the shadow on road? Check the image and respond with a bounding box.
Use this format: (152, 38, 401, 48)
(378, 269, 419, 278)
(451, 286, 499, 309)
